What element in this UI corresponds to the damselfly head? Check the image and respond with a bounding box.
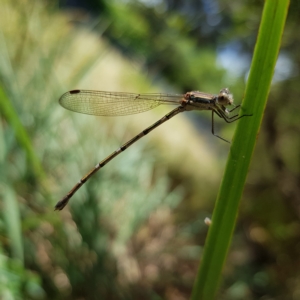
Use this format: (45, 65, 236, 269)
(217, 88, 234, 106)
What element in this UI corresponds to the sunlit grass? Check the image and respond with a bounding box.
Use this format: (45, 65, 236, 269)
(0, 0, 196, 296)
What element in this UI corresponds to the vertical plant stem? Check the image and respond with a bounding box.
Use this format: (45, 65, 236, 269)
(191, 0, 290, 299)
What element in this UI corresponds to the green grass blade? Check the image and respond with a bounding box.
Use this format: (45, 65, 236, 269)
(191, 0, 290, 299)
(2, 185, 24, 263)
(0, 84, 45, 179)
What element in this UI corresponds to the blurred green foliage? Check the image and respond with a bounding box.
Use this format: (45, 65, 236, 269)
(0, 0, 300, 299)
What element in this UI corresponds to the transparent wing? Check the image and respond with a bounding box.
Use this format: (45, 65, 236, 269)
(59, 90, 183, 116)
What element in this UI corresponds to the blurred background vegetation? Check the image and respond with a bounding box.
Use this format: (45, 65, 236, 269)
(0, 0, 299, 299)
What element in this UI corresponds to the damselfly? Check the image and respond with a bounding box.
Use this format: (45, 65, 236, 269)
(55, 88, 248, 210)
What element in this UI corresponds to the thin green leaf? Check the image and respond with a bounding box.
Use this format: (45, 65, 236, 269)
(2, 185, 23, 263)
(191, 0, 290, 299)
(0, 84, 45, 179)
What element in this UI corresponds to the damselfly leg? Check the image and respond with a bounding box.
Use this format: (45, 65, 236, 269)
(211, 105, 251, 143)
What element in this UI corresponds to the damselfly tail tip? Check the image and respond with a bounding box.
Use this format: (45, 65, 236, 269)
(54, 195, 70, 211)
